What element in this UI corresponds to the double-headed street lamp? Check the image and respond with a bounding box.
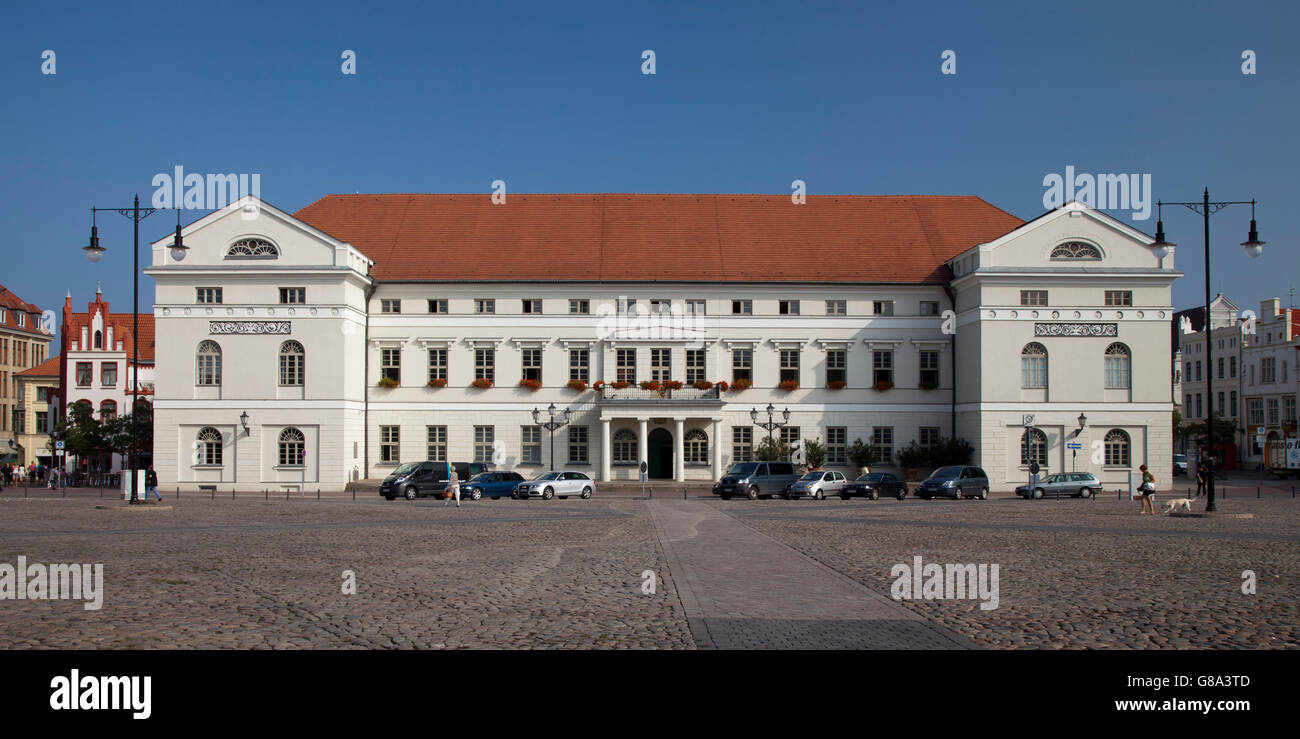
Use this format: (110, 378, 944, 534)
(532, 403, 572, 472)
(750, 403, 791, 459)
(1151, 189, 1266, 513)
(82, 195, 188, 503)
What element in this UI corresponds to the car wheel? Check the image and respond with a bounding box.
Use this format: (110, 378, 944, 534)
(581, 486, 593, 499)
(1079, 487, 1091, 499)
(1033, 488, 1044, 499)
(978, 488, 988, 500)
(840, 493, 850, 501)
(815, 489, 824, 501)
(470, 489, 482, 501)
(542, 487, 554, 500)
(870, 490, 879, 501)
(747, 486, 759, 501)
(897, 490, 907, 500)
(404, 486, 417, 501)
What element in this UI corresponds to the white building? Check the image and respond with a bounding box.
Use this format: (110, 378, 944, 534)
(146, 195, 1179, 493)
(1241, 298, 1299, 466)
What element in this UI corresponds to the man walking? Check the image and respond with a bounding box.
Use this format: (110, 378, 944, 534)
(145, 466, 162, 501)
(1195, 461, 1207, 498)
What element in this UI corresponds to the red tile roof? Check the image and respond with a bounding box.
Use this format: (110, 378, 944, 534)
(294, 194, 1024, 283)
(15, 355, 60, 377)
(0, 284, 48, 338)
(63, 294, 156, 362)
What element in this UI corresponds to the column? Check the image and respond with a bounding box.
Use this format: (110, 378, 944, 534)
(674, 417, 685, 481)
(638, 417, 648, 474)
(712, 418, 722, 480)
(601, 418, 612, 482)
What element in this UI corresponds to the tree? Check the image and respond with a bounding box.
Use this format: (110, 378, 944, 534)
(847, 439, 878, 469)
(802, 438, 828, 469)
(929, 437, 974, 466)
(104, 403, 153, 468)
(755, 435, 793, 461)
(1186, 413, 1236, 447)
(1172, 409, 1188, 452)
(895, 441, 929, 469)
(53, 403, 108, 471)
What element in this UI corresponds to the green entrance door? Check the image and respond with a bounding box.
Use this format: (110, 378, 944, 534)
(648, 428, 674, 479)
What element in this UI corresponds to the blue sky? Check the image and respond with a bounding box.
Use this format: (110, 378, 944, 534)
(2, 0, 1297, 334)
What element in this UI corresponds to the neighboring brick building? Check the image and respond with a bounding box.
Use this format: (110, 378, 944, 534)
(0, 284, 53, 464)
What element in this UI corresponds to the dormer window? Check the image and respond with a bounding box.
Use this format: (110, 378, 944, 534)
(1050, 241, 1102, 260)
(226, 238, 278, 258)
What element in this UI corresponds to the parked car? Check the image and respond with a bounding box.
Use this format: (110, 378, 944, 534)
(1015, 472, 1100, 499)
(1173, 454, 1188, 476)
(513, 471, 595, 500)
(379, 461, 489, 500)
(463, 471, 526, 500)
(785, 469, 848, 500)
(713, 461, 800, 500)
(841, 472, 908, 500)
(916, 465, 989, 500)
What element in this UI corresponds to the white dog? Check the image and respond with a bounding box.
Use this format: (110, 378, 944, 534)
(1162, 498, 1195, 514)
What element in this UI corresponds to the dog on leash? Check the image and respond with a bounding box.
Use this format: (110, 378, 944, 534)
(1162, 497, 1196, 514)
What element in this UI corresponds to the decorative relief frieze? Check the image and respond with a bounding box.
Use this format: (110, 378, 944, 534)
(1033, 322, 1117, 337)
(209, 321, 291, 335)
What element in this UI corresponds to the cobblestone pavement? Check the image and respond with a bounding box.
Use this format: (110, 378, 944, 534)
(717, 495, 1300, 649)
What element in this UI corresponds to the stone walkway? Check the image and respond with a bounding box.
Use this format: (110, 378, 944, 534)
(648, 499, 974, 649)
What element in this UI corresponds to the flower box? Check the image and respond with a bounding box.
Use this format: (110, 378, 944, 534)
(567, 379, 588, 392)
(640, 380, 662, 392)
(827, 380, 847, 390)
(919, 381, 939, 391)
(716, 380, 730, 392)
(610, 381, 631, 390)
(778, 380, 800, 392)
(377, 376, 399, 389)
(693, 380, 714, 390)
(729, 378, 752, 392)
(426, 378, 448, 388)
(662, 380, 684, 391)
(592, 380, 605, 393)
(872, 380, 894, 392)
(471, 378, 494, 389)
(519, 378, 542, 392)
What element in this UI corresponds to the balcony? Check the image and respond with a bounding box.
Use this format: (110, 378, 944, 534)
(597, 385, 723, 404)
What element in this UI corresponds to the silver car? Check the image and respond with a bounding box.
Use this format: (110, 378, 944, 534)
(513, 471, 596, 500)
(785, 470, 848, 500)
(1016, 472, 1100, 499)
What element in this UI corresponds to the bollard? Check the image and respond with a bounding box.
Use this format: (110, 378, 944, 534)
(352, 488, 356, 501)
(286, 489, 289, 501)
(317, 488, 320, 501)
(232, 489, 236, 500)
(683, 486, 687, 500)
(265, 488, 268, 500)
(1257, 486, 1261, 499)
(211, 487, 214, 500)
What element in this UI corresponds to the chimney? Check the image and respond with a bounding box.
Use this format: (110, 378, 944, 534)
(1261, 298, 1280, 318)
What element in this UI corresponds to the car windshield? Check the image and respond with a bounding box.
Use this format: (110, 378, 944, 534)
(469, 473, 493, 483)
(798, 471, 824, 481)
(393, 462, 420, 476)
(930, 466, 962, 479)
(533, 472, 562, 481)
(857, 473, 885, 482)
(1174, 455, 1187, 462)
(726, 463, 758, 476)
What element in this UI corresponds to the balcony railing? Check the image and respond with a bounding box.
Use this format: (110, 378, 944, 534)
(597, 385, 722, 402)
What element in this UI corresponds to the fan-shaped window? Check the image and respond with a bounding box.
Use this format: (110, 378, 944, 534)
(1021, 343, 1048, 389)
(279, 340, 305, 386)
(613, 429, 637, 464)
(197, 427, 223, 466)
(1050, 242, 1102, 260)
(1104, 429, 1130, 467)
(1020, 428, 1048, 466)
(197, 340, 222, 385)
(278, 427, 305, 466)
(685, 429, 709, 464)
(225, 238, 278, 258)
(1104, 343, 1131, 389)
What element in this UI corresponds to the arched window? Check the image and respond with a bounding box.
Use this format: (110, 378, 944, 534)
(613, 429, 637, 464)
(1020, 428, 1048, 467)
(93, 330, 102, 349)
(100, 400, 116, 421)
(278, 427, 305, 466)
(279, 341, 305, 386)
(197, 427, 223, 466)
(1104, 429, 1130, 467)
(1104, 343, 1131, 389)
(197, 340, 222, 385)
(1021, 343, 1048, 389)
(1050, 242, 1102, 260)
(685, 429, 709, 464)
(225, 238, 278, 258)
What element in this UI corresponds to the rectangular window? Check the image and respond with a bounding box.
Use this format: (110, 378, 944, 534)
(521, 426, 541, 464)
(1230, 356, 1237, 378)
(649, 299, 671, 315)
(381, 348, 401, 383)
(380, 299, 401, 314)
(1230, 391, 1237, 417)
(620, 298, 638, 314)
(1218, 357, 1224, 380)
(474, 426, 495, 464)
(426, 426, 447, 462)
(569, 299, 589, 314)
(475, 299, 495, 314)
(872, 427, 893, 464)
(1104, 290, 1133, 306)
(919, 350, 940, 387)
(569, 349, 589, 382)
(36, 386, 48, 402)
(427, 348, 447, 383)
(279, 287, 306, 304)
(1218, 392, 1225, 417)
(873, 300, 894, 316)
(1020, 290, 1048, 306)
(732, 348, 752, 383)
(1196, 394, 1203, 419)
(873, 350, 893, 385)
(920, 427, 941, 449)
(826, 349, 846, 386)
(1247, 399, 1263, 425)
(280, 346, 304, 386)
(101, 362, 118, 388)
(731, 300, 752, 315)
(616, 349, 637, 383)
(380, 426, 400, 463)
(685, 299, 706, 315)
(475, 348, 495, 382)
(196, 287, 222, 304)
(651, 348, 671, 381)
(779, 348, 800, 383)
(36, 411, 48, 434)
(1266, 398, 1280, 426)
(1261, 357, 1276, 384)
(427, 299, 448, 314)
(1284, 396, 1296, 423)
(779, 300, 799, 315)
(522, 348, 542, 381)
(781, 426, 800, 457)
(686, 349, 706, 384)
(920, 301, 940, 316)
(1195, 361, 1202, 382)
(826, 299, 846, 315)
(568, 425, 589, 464)
(522, 299, 542, 314)
(76, 362, 92, 387)
(827, 427, 847, 465)
(733, 427, 753, 462)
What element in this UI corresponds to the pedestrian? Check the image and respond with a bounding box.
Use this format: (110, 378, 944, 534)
(1195, 461, 1207, 497)
(47, 469, 57, 490)
(2, 465, 11, 487)
(443, 465, 460, 508)
(1138, 464, 1156, 515)
(145, 466, 162, 502)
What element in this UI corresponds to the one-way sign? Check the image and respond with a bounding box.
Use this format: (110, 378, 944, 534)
(1067, 442, 1082, 450)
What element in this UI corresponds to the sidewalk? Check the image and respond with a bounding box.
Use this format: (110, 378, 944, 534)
(648, 499, 974, 649)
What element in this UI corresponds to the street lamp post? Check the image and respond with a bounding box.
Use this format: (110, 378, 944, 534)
(532, 403, 572, 472)
(1150, 189, 1265, 513)
(750, 403, 791, 459)
(82, 196, 188, 503)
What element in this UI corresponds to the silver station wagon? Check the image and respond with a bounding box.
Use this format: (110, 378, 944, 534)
(513, 471, 596, 500)
(1016, 472, 1100, 499)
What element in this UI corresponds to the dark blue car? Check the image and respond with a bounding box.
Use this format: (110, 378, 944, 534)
(462, 471, 526, 500)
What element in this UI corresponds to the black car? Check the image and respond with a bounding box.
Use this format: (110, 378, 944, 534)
(841, 472, 908, 500)
(379, 461, 489, 500)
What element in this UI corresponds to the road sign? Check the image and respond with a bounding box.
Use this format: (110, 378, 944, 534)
(55, 441, 65, 450)
(1067, 442, 1082, 450)
(1022, 414, 1035, 427)
(1256, 427, 1265, 436)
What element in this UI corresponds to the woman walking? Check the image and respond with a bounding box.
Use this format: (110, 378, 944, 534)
(443, 465, 461, 508)
(1138, 464, 1156, 515)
